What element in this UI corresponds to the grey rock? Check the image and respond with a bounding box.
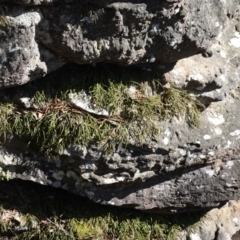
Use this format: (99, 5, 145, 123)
(0, 0, 240, 215)
(1, 94, 240, 213)
(0, 0, 239, 88)
(0, 7, 65, 88)
(178, 201, 240, 240)
(164, 18, 240, 105)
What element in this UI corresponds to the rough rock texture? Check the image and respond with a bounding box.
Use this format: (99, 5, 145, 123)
(0, 0, 239, 88)
(0, 6, 65, 88)
(177, 201, 240, 240)
(0, 0, 240, 214)
(2, 95, 240, 214)
(164, 17, 240, 105)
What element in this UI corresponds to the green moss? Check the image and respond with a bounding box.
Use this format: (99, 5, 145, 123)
(0, 64, 204, 155)
(0, 180, 208, 240)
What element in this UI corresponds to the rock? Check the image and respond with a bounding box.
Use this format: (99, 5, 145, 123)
(0, 6, 65, 88)
(68, 92, 109, 116)
(0, 0, 240, 215)
(178, 201, 240, 240)
(1, 92, 240, 213)
(0, 0, 239, 88)
(164, 18, 240, 105)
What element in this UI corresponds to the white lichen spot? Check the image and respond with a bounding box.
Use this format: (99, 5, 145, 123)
(163, 137, 169, 145)
(8, 43, 22, 53)
(52, 171, 65, 181)
(189, 233, 202, 240)
(226, 161, 234, 169)
(226, 183, 233, 187)
(224, 140, 232, 149)
(174, 8, 180, 14)
(108, 201, 115, 206)
(232, 218, 239, 224)
(208, 151, 215, 156)
(203, 134, 211, 140)
(162, 129, 171, 145)
(215, 22, 220, 27)
(164, 129, 171, 137)
(214, 127, 222, 135)
(208, 114, 225, 125)
(200, 154, 207, 159)
(79, 163, 97, 171)
(149, 56, 156, 63)
(179, 149, 187, 156)
(3, 155, 13, 164)
(215, 166, 221, 174)
(205, 169, 214, 178)
(69, 92, 109, 116)
(230, 130, 240, 136)
(103, 178, 117, 184)
(229, 32, 240, 48)
(115, 176, 125, 182)
(188, 74, 204, 81)
(220, 51, 227, 58)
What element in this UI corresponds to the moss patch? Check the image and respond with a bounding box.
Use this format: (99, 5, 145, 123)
(0, 64, 204, 155)
(0, 180, 207, 240)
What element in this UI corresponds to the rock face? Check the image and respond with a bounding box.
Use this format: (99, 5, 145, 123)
(0, 0, 239, 88)
(0, 0, 240, 215)
(178, 201, 240, 240)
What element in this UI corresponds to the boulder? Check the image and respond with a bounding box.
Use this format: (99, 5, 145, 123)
(178, 201, 240, 240)
(0, 0, 239, 88)
(0, 0, 240, 215)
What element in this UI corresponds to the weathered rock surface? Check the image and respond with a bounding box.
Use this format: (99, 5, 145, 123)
(0, 0, 240, 215)
(0, 0, 239, 88)
(1, 94, 240, 214)
(178, 201, 240, 240)
(164, 17, 240, 105)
